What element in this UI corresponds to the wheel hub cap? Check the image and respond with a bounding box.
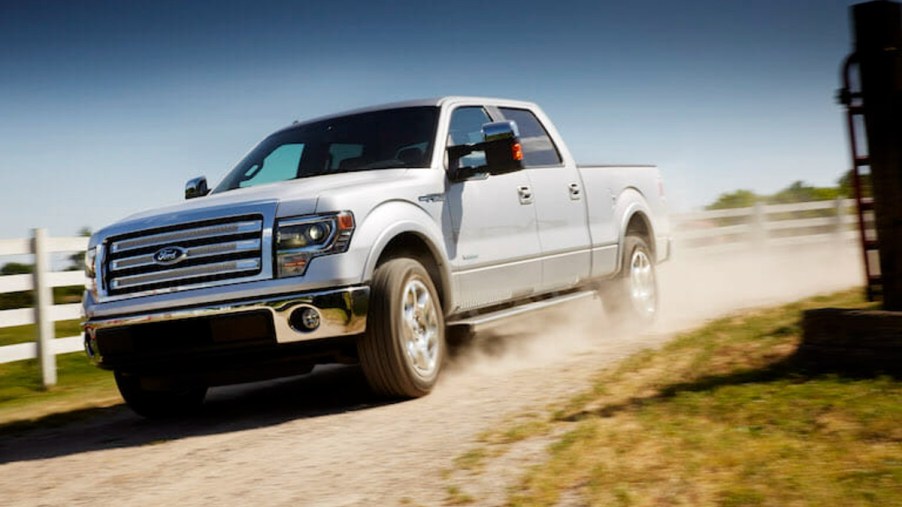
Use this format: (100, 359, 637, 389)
(401, 278, 440, 379)
(629, 249, 656, 317)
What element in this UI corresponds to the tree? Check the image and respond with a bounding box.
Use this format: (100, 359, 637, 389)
(1, 262, 33, 275)
(837, 170, 872, 198)
(706, 189, 759, 210)
(67, 226, 92, 271)
(768, 181, 839, 204)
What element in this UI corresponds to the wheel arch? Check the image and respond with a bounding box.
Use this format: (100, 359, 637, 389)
(371, 231, 452, 312)
(616, 197, 656, 275)
(356, 202, 453, 312)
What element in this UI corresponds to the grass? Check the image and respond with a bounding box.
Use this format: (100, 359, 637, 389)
(0, 352, 120, 432)
(449, 289, 902, 506)
(0, 313, 121, 432)
(0, 319, 83, 346)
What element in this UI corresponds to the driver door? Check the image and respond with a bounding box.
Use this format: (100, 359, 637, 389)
(443, 106, 543, 311)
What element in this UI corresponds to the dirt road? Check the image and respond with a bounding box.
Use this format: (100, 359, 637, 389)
(0, 243, 863, 506)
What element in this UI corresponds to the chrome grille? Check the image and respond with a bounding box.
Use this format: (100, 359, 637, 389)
(105, 216, 264, 296)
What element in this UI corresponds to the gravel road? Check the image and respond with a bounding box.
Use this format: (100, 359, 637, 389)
(0, 244, 862, 506)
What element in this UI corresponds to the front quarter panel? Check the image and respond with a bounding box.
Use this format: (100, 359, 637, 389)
(353, 200, 453, 308)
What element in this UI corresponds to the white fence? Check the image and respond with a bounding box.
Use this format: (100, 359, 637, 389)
(0, 230, 88, 387)
(672, 198, 867, 253)
(0, 199, 869, 387)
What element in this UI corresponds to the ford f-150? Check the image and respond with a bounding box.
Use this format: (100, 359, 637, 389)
(82, 97, 671, 417)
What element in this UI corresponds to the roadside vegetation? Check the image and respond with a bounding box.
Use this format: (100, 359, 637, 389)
(0, 321, 118, 431)
(446, 289, 900, 506)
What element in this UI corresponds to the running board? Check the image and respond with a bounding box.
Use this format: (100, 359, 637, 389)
(447, 290, 597, 330)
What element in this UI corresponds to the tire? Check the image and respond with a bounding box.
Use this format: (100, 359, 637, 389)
(114, 371, 207, 419)
(600, 234, 658, 327)
(357, 258, 446, 398)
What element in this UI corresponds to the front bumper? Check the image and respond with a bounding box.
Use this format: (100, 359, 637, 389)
(83, 286, 369, 368)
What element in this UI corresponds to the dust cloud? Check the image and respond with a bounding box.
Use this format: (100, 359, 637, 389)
(443, 241, 865, 379)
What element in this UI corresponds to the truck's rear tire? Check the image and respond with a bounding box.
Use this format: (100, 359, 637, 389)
(357, 258, 445, 398)
(600, 234, 658, 328)
(114, 371, 207, 419)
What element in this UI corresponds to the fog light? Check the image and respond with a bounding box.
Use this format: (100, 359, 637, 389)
(290, 307, 321, 332)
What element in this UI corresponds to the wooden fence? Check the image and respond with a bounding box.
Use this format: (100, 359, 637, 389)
(0, 198, 870, 387)
(0, 230, 88, 387)
(671, 198, 867, 253)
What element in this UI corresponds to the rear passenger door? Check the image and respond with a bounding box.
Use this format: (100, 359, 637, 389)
(495, 107, 591, 292)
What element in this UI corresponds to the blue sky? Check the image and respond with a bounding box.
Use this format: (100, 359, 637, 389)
(0, 0, 857, 239)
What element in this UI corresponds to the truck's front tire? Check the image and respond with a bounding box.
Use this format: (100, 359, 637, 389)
(114, 371, 207, 419)
(358, 258, 445, 398)
(600, 234, 658, 328)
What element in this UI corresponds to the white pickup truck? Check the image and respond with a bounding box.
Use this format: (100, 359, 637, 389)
(82, 97, 671, 417)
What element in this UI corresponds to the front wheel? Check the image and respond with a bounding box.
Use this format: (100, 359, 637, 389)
(114, 371, 207, 419)
(357, 258, 445, 398)
(600, 235, 658, 327)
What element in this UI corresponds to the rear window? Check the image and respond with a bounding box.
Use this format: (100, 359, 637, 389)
(498, 107, 562, 167)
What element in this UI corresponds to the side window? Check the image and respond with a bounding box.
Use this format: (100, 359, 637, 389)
(238, 143, 304, 188)
(497, 108, 562, 167)
(448, 107, 491, 168)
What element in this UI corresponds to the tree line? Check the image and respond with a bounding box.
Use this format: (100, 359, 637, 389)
(0, 227, 90, 311)
(706, 170, 869, 210)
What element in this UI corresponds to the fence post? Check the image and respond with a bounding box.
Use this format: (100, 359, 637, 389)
(834, 197, 846, 237)
(32, 228, 57, 387)
(751, 202, 767, 246)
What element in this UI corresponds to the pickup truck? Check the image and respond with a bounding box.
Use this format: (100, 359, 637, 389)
(82, 97, 671, 417)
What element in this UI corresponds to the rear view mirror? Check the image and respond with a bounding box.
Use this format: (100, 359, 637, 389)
(185, 176, 210, 199)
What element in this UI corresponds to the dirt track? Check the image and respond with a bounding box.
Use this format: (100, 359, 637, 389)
(0, 244, 862, 506)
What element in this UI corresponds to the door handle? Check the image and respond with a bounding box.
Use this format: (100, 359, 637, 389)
(517, 185, 533, 205)
(568, 183, 582, 200)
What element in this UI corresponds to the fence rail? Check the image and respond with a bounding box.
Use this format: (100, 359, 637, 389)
(671, 198, 868, 253)
(0, 199, 870, 386)
(0, 230, 88, 387)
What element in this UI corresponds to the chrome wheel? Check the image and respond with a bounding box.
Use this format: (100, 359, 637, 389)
(401, 278, 440, 380)
(358, 258, 446, 398)
(629, 248, 656, 318)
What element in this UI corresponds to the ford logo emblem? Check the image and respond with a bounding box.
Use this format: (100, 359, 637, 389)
(153, 246, 187, 265)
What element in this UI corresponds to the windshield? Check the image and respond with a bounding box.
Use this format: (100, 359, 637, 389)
(213, 106, 439, 193)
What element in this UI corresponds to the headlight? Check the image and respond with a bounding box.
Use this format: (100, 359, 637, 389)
(84, 246, 97, 293)
(275, 211, 355, 277)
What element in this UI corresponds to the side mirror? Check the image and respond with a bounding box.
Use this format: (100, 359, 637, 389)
(185, 176, 210, 200)
(481, 121, 523, 175)
(446, 120, 523, 182)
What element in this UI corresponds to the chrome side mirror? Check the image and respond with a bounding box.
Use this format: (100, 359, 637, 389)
(482, 120, 519, 142)
(481, 120, 523, 175)
(185, 176, 210, 200)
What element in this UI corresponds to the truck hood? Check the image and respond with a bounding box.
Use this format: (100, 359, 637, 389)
(93, 170, 412, 242)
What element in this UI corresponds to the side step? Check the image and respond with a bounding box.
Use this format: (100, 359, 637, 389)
(447, 290, 597, 331)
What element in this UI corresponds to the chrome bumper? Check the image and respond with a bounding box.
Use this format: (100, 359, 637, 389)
(84, 286, 370, 360)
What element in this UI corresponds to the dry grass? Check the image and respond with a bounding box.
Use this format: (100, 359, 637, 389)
(448, 289, 902, 506)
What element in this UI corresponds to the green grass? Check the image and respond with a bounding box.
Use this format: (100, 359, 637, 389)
(0, 352, 119, 431)
(449, 289, 902, 506)
(0, 313, 121, 431)
(0, 319, 83, 346)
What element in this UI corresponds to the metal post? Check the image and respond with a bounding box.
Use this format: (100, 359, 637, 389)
(32, 228, 56, 387)
(853, 0, 902, 310)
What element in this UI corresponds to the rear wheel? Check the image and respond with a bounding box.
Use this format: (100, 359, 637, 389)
(357, 258, 445, 398)
(114, 371, 207, 419)
(600, 234, 658, 327)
